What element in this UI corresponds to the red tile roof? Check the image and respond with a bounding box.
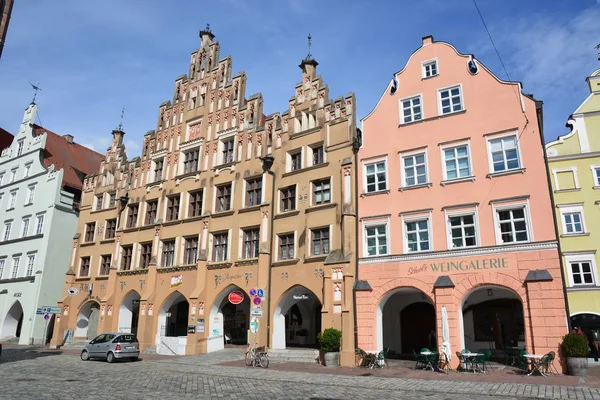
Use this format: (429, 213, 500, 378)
(33, 124, 104, 191)
(0, 127, 13, 152)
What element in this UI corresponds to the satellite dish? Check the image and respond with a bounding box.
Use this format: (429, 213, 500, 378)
(66, 287, 79, 296)
(468, 59, 479, 74)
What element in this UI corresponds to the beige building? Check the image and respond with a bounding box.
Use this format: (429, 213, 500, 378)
(50, 27, 358, 366)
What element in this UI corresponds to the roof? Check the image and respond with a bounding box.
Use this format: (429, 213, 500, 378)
(0, 127, 13, 152)
(33, 124, 104, 191)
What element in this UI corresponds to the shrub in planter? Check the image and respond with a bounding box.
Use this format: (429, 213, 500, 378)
(562, 333, 588, 376)
(317, 328, 341, 367)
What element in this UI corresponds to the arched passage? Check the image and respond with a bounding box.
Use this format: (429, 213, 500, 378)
(460, 285, 525, 352)
(272, 285, 322, 350)
(377, 287, 435, 358)
(75, 301, 100, 339)
(207, 285, 250, 353)
(118, 290, 141, 335)
(0, 301, 24, 340)
(156, 291, 189, 355)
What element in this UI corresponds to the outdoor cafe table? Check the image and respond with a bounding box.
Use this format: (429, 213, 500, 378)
(420, 351, 439, 371)
(524, 354, 547, 376)
(461, 352, 482, 373)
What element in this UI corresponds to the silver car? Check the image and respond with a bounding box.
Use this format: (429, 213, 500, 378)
(80, 333, 140, 363)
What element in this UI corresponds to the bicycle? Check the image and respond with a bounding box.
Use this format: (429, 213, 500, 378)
(245, 345, 269, 368)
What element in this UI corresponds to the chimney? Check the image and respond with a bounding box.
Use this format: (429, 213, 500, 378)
(199, 23, 215, 45)
(112, 129, 125, 146)
(422, 35, 434, 46)
(63, 134, 74, 144)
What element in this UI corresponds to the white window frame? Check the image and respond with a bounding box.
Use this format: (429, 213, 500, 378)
(218, 134, 236, 165)
(0, 258, 5, 279)
(590, 165, 600, 187)
(486, 132, 523, 174)
(437, 84, 463, 115)
(35, 213, 45, 235)
(26, 253, 36, 276)
(286, 148, 304, 173)
(9, 168, 17, 183)
(309, 225, 332, 257)
(422, 59, 439, 78)
(402, 215, 433, 253)
(399, 94, 423, 124)
(278, 184, 297, 214)
(445, 210, 479, 249)
(26, 184, 36, 204)
(440, 142, 472, 181)
(362, 221, 389, 257)
(21, 217, 30, 238)
(362, 157, 388, 194)
(552, 167, 580, 191)
(491, 202, 533, 245)
(276, 231, 297, 262)
(565, 253, 599, 287)
(8, 190, 17, 209)
(311, 176, 333, 206)
(400, 149, 429, 187)
(557, 204, 587, 235)
(11, 256, 20, 279)
(3, 221, 12, 241)
(23, 163, 32, 178)
(308, 143, 326, 167)
(0, 172, 4, 185)
(17, 140, 24, 156)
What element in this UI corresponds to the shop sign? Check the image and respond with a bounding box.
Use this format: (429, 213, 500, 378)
(408, 257, 509, 275)
(197, 319, 205, 333)
(228, 291, 244, 305)
(187, 325, 196, 334)
(293, 294, 310, 300)
(170, 275, 183, 288)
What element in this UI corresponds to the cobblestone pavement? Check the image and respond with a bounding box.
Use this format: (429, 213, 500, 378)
(1, 347, 600, 400)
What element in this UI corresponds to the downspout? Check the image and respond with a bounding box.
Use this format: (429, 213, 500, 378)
(352, 128, 362, 350)
(535, 99, 572, 331)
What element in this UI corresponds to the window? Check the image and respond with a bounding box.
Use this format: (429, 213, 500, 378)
(279, 234, 295, 260)
(35, 214, 44, 235)
(313, 179, 331, 205)
(403, 153, 427, 186)
(246, 178, 262, 207)
(26, 255, 35, 277)
(439, 86, 462, 114)
(0, 259, 5, 279)
(105, 219, 116, 239)
(489, 135, 520, 173)
(126, 205, 139, 228)
(222, 138, 234, 164)
(594, 168, 600, 186)
(99, 255, 111, 276)
(564, 212, 584, 234)
(216, 183, 232, 212)
(121, 246, 133, 270)
(312, 145, 324, 165)
(10, 169, 17, 183)
(212, 232, 228, 262)
(280, 186, 296, 212)
(21, 218, 30, 237)
(183, 149, 200, 174)
(243, 228, 259, 259)
(184, 237, 198, 265)
(85, 222, 96, 242)
(166, 196, 180, 221)
(11, 257, 20, 279)
(79, 257, 90, 277)
(405, 219, 430, 252)
(145, 200, 158, 225)
(570, 261, 595, 285)
(162, 240, 176, 267)
(365, 225, 387, 256)
(443, 145, 470, 179)
(364, 161, 387, 193)
(449, 214, 476, 248)
(95, 195, 103, 210)
(497, 208, 529, 243)
(108, 193, 116, 208)
(188, 190, 203, 217)
(423, 60, 438, 78)
(154, 158, 164, 182)
(0, 172, 4, 185)
(291, 151, 302, 171)
(401, 96, 422, 123)
(311, 228, 330, 256)
(8, 190, 17, 209)
(140, 243, 152, 268)
(3, 222, 12, 241)
(24, 164, 31, 178)
(17, 140, 24, 156)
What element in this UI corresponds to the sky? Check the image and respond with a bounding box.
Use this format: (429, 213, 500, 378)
(1, 0, 599, 157)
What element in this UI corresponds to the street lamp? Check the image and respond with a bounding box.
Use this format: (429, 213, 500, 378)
(119, 193, 130, 210)
(260, 154, 274, 172)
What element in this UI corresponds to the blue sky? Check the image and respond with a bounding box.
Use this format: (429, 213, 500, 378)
(1, 0, 599, 156)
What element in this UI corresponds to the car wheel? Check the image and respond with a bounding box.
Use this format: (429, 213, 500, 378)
(106, 352, 115, 363)
(80, 350, 90, 361)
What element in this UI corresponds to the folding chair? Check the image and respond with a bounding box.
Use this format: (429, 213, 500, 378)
(413, 350, 427, 370)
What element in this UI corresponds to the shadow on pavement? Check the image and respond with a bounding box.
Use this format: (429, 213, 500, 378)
(0, 346, 64, 365)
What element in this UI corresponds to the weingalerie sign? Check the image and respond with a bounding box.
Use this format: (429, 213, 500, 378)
(408, 257, 509, 275)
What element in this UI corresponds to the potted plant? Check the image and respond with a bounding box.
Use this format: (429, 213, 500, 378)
(562, 332, 588, 376)
(317, 328, 341, 367)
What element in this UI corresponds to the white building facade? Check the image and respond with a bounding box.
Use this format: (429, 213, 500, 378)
(0, 103, 102, 344)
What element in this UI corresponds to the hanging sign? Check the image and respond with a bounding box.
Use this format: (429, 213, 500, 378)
(170, 275, 183, 288)
(228, 291, 244, 305)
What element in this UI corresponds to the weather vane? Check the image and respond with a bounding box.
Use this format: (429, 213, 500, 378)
(117, 108, 125, 131)
(29, 82, 42, 103)
(306, 33, 313, 60)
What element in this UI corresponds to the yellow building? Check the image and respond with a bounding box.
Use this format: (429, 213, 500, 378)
(546, 68, 600, 332)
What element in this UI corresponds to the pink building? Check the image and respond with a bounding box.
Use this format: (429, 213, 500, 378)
(356, 36, 568, 368)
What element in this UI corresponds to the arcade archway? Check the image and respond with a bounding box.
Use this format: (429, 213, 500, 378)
(156, 291, 189, 355)
(207, 285, 250, 353)
(0, 301, 24, 340)
(272, 286, 322, 350)
(118, 290, 140, 335)
(75, 301, 100, 339)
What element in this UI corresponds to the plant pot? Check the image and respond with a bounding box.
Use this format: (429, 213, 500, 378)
(323, 351, 339, 367)
(566, 356, 588, 377)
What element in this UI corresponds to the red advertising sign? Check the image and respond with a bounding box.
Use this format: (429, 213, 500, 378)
(228, 291, 244, 305)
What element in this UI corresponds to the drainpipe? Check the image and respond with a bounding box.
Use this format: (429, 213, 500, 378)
(351, 128, 362, 350)
(260, 155, 275, 348)
(535, 100, 572, 331)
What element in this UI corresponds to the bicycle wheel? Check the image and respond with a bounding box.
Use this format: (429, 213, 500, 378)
(245, 351, 254, 366)
(259, 353, 269, 368)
